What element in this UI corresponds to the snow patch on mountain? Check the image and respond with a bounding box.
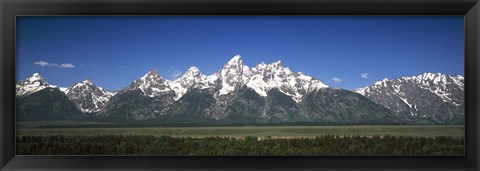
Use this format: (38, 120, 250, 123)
(16, 73, 57, 96)
(169, 66, 215, 100)
(162, 54, 329, 102)
(215, 54, 251, 96)
(246, 60, 328, 102)
(355, 72, 464, 111)
(127, 69, 173, 97)
(408, 73, 463, 105)
(20, 54, 332, 109)
(65, 80, 117, 113)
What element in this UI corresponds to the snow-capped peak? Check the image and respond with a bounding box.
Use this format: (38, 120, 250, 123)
(65, 79, 117, 113)
(354, 72, 464, 122)
(27, 73, 47, 84)
(271, 60, 283, 68)
(141, 69, 162, 81)
(372, 78, 389, 86)
(246, 60, 328, 102)
(82, 79, 93, 84)
(170, 66, 213, 100)
(167, 55, 329, 102)
(355, 72, 464, 106)
(227, 54, 243, 65)
(216, 54, 252, 96)
(71, 80, 94, 89)
(128, 69, 172, 97)
(407, 72, 463, 89)
(354, 87, 367, 96)
(16, 73, 54, 96)
(183, 66, 202, 77)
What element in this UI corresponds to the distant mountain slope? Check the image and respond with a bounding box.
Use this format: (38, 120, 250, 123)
(64, 80, 116, 113)
(97, 70, 176, 121)
(299, 88, 402, 124)
(355, 73, 464, 124)
(16, 87, 85, 121)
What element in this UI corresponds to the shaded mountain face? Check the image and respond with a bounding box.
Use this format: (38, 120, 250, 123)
(97, 70, 176, 121)
(299, 88, 402, 124)
(64, 80, 116, 113)
(215, 86, 267, 123)
(16, 74, 84, 121)
(16, 87, 85, 122)
(153, 86, 401, 124)
(161, 88, 218, 123)
(355, 73, 464, 124)
(97, 89, 175, 121)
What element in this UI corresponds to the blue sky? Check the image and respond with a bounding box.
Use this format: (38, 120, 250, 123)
(17, 16, 464, 91)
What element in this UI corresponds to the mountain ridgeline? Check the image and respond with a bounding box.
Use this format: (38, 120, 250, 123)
(16, 55, 464, 125)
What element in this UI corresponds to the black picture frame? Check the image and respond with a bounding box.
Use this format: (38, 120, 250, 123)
(1, 0, 479, 170)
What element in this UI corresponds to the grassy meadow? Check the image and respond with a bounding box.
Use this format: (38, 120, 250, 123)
(17, 125, 464, 138)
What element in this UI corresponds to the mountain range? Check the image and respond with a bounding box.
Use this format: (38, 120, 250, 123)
(16, 55, 464, 125)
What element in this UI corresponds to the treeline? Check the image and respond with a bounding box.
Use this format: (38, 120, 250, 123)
(16, 135, 464, 156)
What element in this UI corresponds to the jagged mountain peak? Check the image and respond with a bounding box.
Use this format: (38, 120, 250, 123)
(247, 59, 328, 102)
(141, 69, 163, 80)
(221, 54, 249, 72)
(358, 73, 464, 93)
(398, 73, 464, 90)
(170, 66, 213, 100)
(65, 79, 116, 113)
(413, 72, 448, 81)
(24, 73, 49, 86)
(271, 60, 283, 67)
(70, 79, 98, 90)
(216, 55, 252, 96)
(227, 54, 243, 64)
(28, 72, 46, 81)
(16, 73, 53, 96)
(179, 66, 207, 82)
(73, 79, 94, 87)
(127, 69, 172, 97)
(82, 79, 93, 84)
(183, 66, 202, 77)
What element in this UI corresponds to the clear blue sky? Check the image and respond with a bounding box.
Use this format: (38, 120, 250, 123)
(17, 16, 464, 91)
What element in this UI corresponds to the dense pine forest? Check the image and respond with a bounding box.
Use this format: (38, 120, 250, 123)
(17, 135, 464, 156)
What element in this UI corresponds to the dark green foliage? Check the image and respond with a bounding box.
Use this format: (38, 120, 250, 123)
(16, 88, 85, 121)
(17, 135, 464, 156)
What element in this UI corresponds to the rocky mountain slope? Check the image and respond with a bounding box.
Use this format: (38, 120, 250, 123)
(64, 80, 116, 113)
(355, 73, 464, 124)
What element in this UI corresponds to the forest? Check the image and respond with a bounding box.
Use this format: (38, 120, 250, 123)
(16, 135, 464, 156)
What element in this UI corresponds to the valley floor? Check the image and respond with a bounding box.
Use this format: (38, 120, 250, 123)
(16, 125, 464, 138)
